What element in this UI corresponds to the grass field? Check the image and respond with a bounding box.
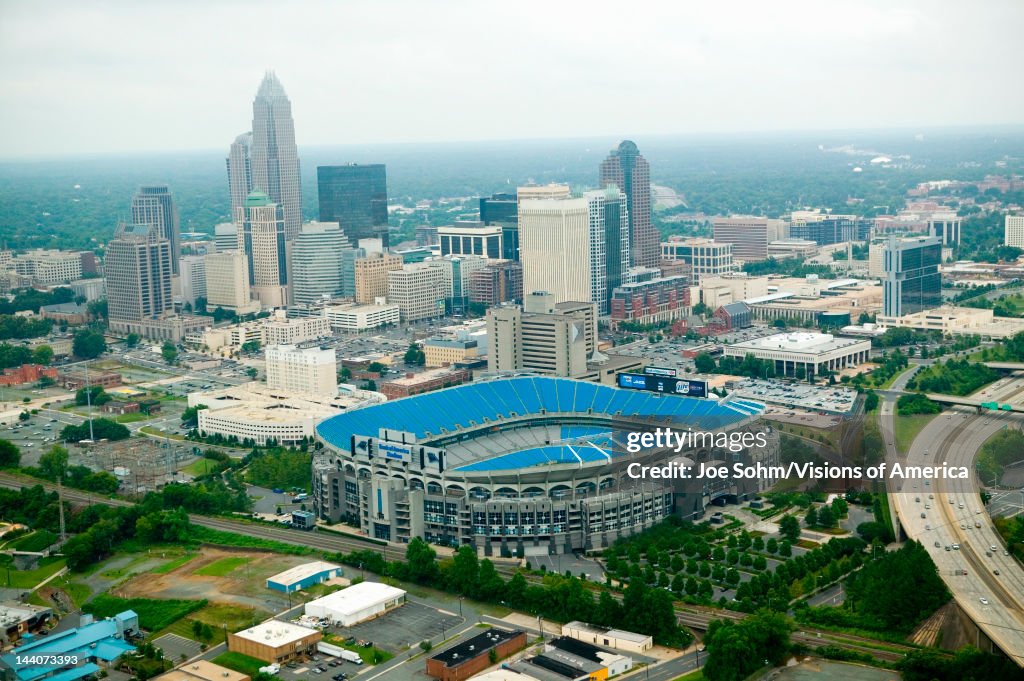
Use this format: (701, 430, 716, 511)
(188, 526, 313, 555)
(182, 458, 216, 477)
(213, 652, 267, 676)
(151, 554, 197, 574)
(7, 556, 65, 588)
(7, 530, 57, 552)
(157, 604, 264, 643)
(194, 556, 250, 577)
(83, 594, 207, 631)
(114, 412, 151, 424)
(894, 414, 938, 453)
(64, 582, 92, 606)
(671, 670, 705, 681)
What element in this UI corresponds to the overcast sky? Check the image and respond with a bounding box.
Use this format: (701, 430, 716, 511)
(1, 0, 1022, 158)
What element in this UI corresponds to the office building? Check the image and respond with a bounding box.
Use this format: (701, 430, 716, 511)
(227, 621, 320, 664)
(387, 263, 446, 322)
(561, 622, 653, 654)
(226, 133, 253, 219)
(204, 251, 259, 314)
(699, 274, 769, 309)
(877, 305, 1024, 339)
(340, 247, 366, 297)
(438, 223, 503, 258)
(487, 292, 596, 378)
(712, 217, 788, 261)
(517, 184, 571, 202)
(69, 277, 106, 301)
(599, 140, 656, 268)
(354, 252, 403, 304)
(427, 255, 488, 315)
(882, 236, 942, 317)
(10, 249, 92, 285)
(323, 302, 400, 332)
(928, 213, 961, 246)
(789, 216, 871, 246)
(317, 164, 389, 246)
(661, 238, 737, 282)
(423, 338, 479, 367)
(178, 254, 207, 307)
(131, 186, 181, 274)
(586, 186, 629, 315)
(723, 332, 870, 380)
(469, 260, 523, 305)
(155, 661, 249, 681)
(106, 223, 173, 333)
(480, 192, 519, 260)
(1006, 215, 1024, 248)
(265, 344, 337, 397)
(378, 366, 472, 399)
(609, 276, 690, 327)
(237, 190, 289, 309)
(212, 222, 237, 253)
(291, 222, 347, 304)
(519, 194, 594, 307)
(249, 72, 302, 240)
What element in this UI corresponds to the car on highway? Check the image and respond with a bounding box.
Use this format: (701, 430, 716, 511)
(952, 544, 960, 550)
(991, 545, 998, 552)
(921, 513, 927, 519)
(980, 597, 989, 605)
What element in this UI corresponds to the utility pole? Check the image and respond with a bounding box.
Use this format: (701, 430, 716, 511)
(57, 475, 67, 543)
(85, 361, 95, 442)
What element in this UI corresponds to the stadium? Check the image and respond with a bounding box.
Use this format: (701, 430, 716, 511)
(312, 376, 777, 556)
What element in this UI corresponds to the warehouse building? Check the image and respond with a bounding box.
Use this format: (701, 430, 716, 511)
(226, 621, 321, 663)
(303, 582, 406, 626)
(510, 637, 632, 681)
(425, 628, 526, 681)
(561, 621, 653, 654)
(266, 561, 343, 593)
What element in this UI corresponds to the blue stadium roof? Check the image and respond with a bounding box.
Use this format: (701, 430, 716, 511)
(317, 377, 763, 454)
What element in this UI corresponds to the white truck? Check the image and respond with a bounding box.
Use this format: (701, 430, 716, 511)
(340, 650, 363, 665)
(258, 664, 280, 675)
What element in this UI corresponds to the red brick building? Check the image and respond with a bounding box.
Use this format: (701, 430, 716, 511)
(609, 275, 690, 328)
(0, 364, 58, 386)
(380, 367, 471, 400)
(426, 628, 526, 681)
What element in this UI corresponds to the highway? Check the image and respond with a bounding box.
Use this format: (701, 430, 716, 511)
(883, 375, 1024, 665)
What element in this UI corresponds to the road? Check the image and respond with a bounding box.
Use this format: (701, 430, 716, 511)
(883, 375, 1024, 666)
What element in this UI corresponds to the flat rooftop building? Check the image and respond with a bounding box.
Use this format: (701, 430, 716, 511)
(723, 332, 870, 380)
(561, 621, 652, 653)
(426, 628, 527, 681)
(227, 620, 321, 663)
(154, 661, 250, 681)
(304, 582, 406, 627)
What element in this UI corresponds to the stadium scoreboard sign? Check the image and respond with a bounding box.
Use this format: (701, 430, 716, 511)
(351, 434, 446, 471)
(644, 366, 677, 377)
(617, 372, 708, 398)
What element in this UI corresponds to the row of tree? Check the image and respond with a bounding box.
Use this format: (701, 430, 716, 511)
(907, 358, 998, 396)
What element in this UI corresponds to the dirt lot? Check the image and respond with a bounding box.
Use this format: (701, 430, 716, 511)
(118, 547, 310, 610)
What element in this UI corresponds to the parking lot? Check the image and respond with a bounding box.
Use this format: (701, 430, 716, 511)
(329, 600, 464, 654)
(731, 377, 858, 414)
(153, 633, 203, 663)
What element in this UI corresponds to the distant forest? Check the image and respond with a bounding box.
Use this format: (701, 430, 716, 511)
(1, 127, 1023, 251)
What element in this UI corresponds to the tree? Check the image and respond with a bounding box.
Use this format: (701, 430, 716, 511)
(76, 386, 111, 406)
(817, 505, 836, 528)
(694, 352, 716, 374)
(779, 515, 800, 543)
(32, 345, 54, 365)
(161, 342, 178, 365)
(703, 610, 794, 681)
(72, 329, 106, 359)
(404, 343, 426, 366)
(18, 410, 29, 422)
(779, 541, 792, 557)
(125, 333, 141, 348)
(241, 340, 261, 354)
(805, 506, 818, 527)
(38, 445, 69, 480)
(0, 440, 20, 468)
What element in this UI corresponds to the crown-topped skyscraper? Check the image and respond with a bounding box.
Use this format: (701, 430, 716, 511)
(246, 71, 302, 241)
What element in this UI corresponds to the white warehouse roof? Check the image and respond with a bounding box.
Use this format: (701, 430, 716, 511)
(267, 561, 341, 587)
(232, 620, 318, 646)
(304, 582, 406, 617)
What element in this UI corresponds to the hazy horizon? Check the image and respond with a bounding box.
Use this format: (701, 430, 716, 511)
(2, 0, 1023, 157)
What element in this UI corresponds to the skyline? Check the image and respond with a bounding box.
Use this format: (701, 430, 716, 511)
(1, 0, 1023, 157)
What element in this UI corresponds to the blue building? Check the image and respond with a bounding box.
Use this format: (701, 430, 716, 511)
(1, 611, 137, 681)
(266, 561, 343, 593)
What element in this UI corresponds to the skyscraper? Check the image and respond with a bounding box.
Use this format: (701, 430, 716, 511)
(237, 190, 289, 309)
(479, 192, 519, 261)
(600, 140, 658, 268)
(226, 132, 253, 219)
(882, 236, 942, 317)
(291, 222, 347, 304)
(130, 186, 180, 274)
(518, 193, 594, 307)
(250, 72, 302, 240)
(106, 223, 173, 333)
(586, 185, 629, 315)
(317, 164, 389, 247)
